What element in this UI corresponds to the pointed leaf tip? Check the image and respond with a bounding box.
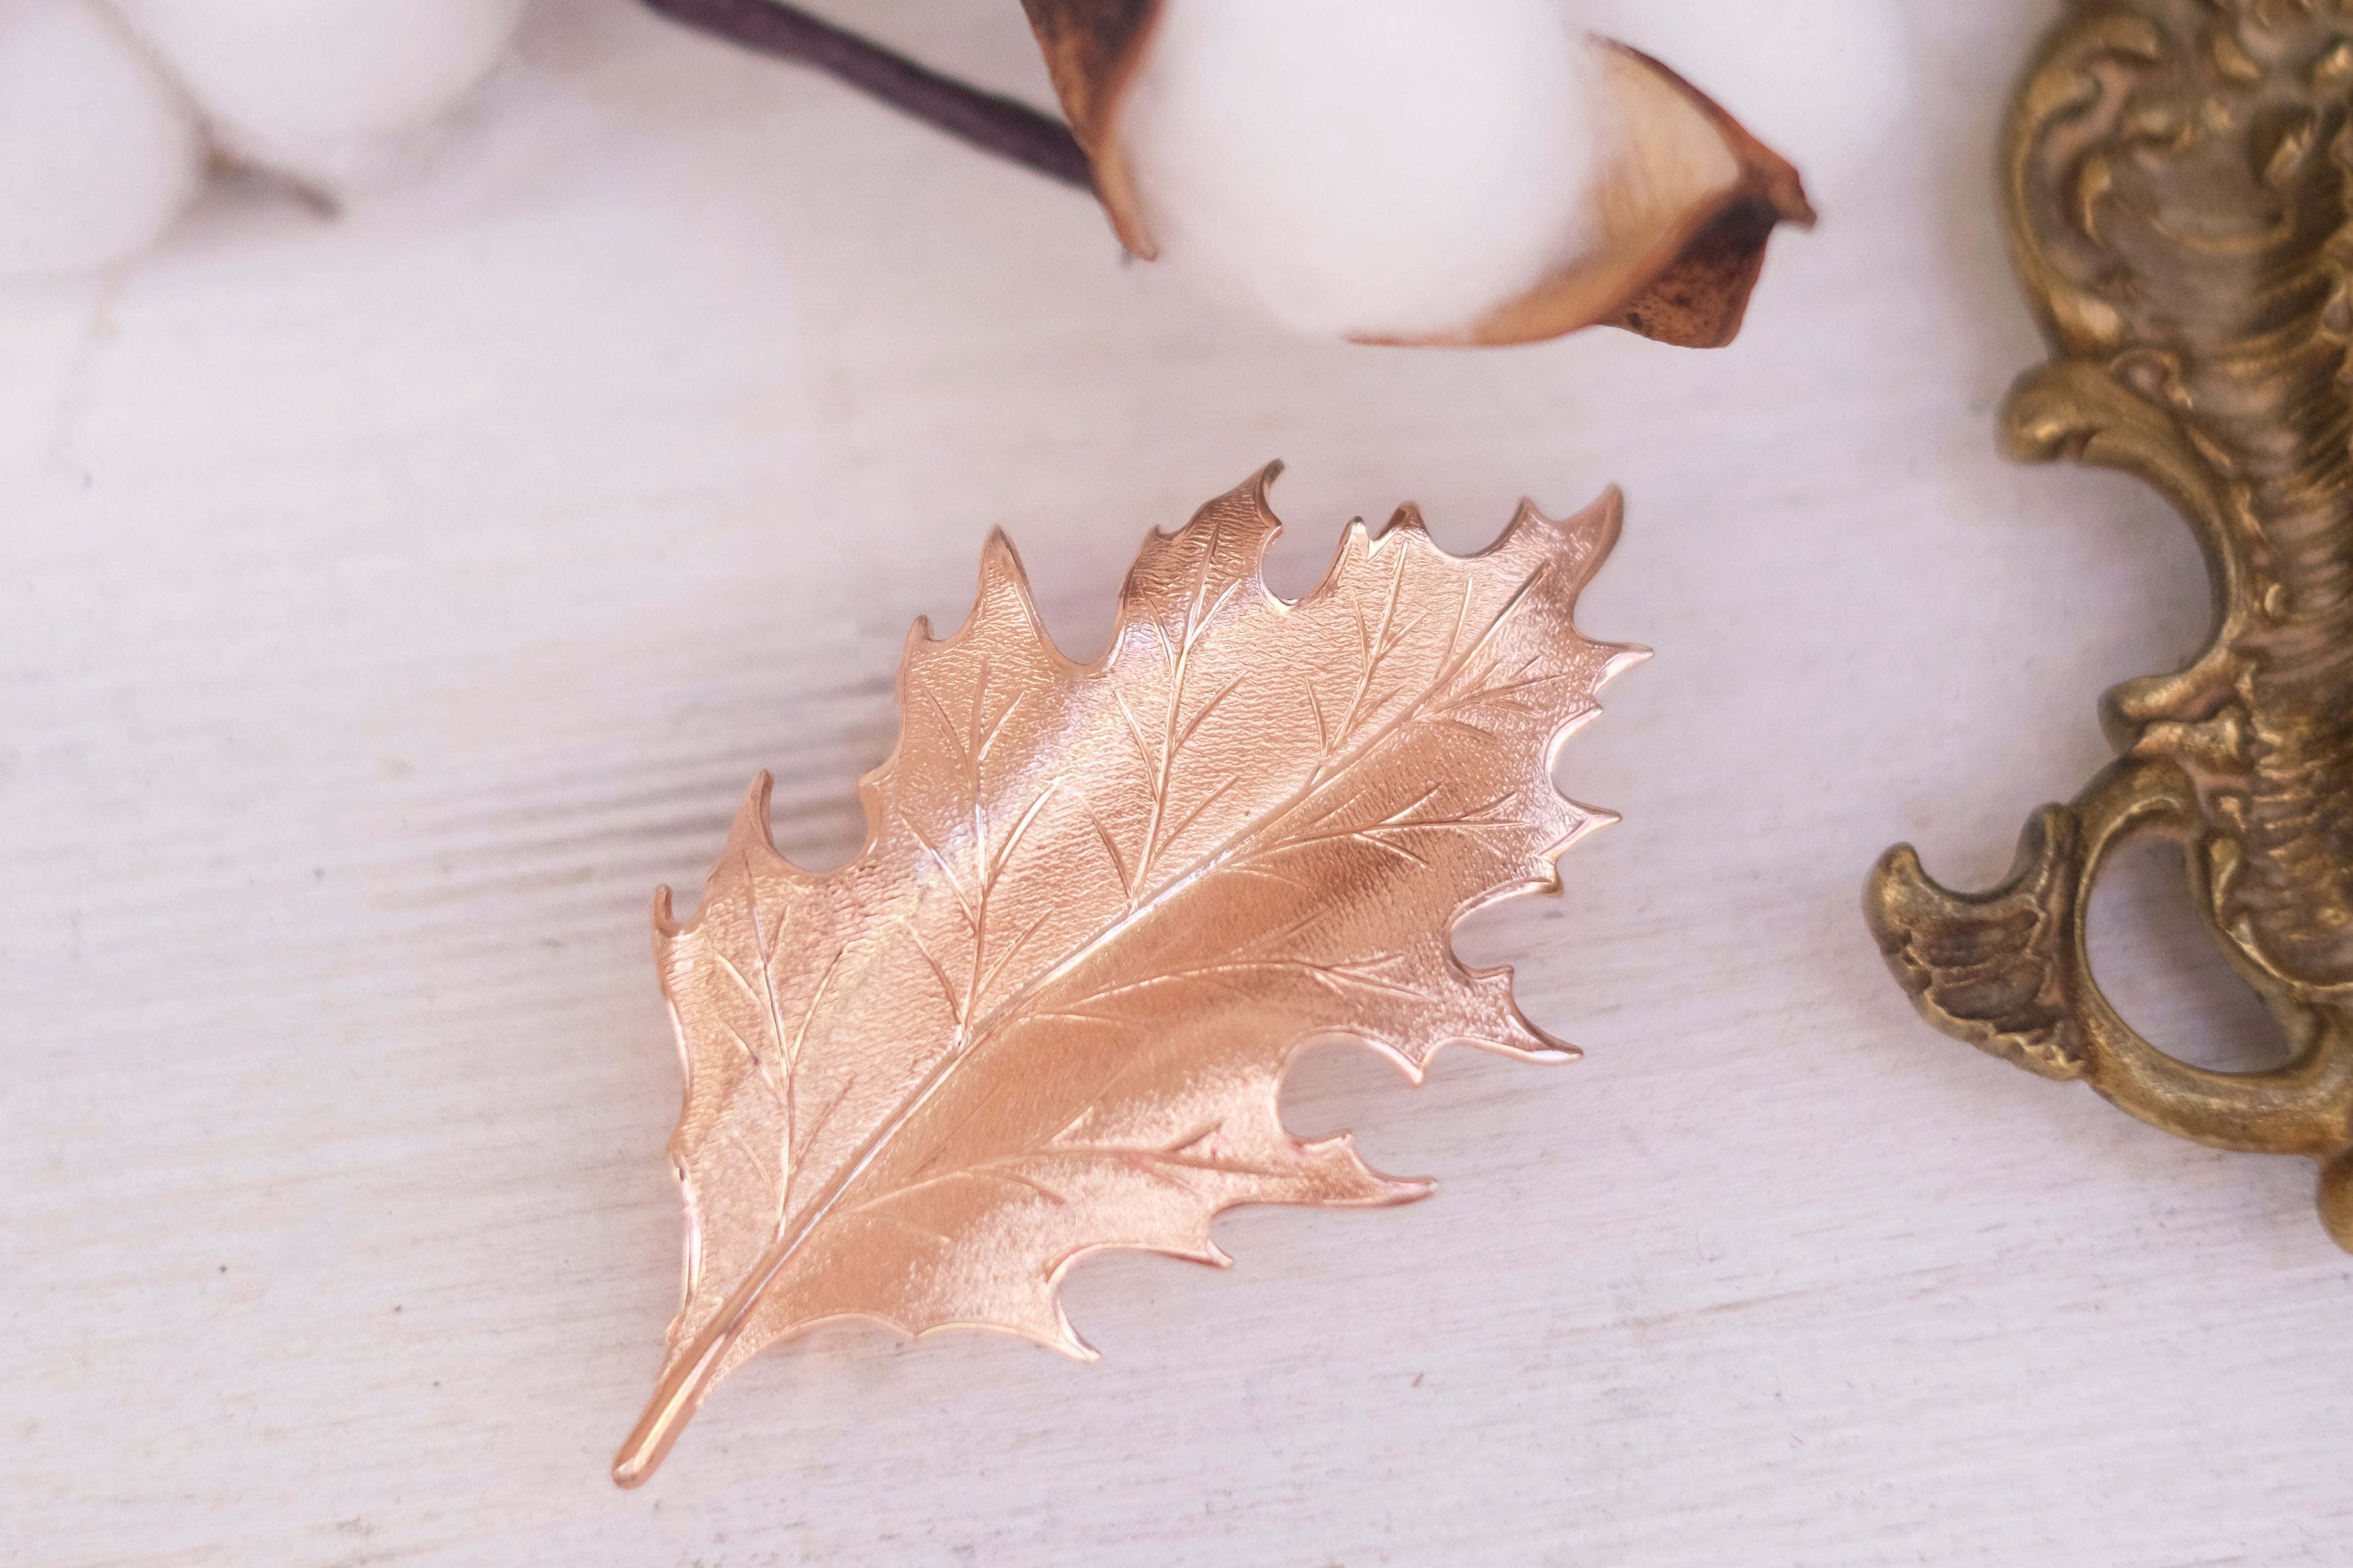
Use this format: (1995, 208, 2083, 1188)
(733, 771, 775, 838)
(1242, 461, 1288, 542)
(1380, 502, 1429, 539)
(1601, 645, 1654, 685)
(975, 529, 1041, 613)
(1560, 806, 1623, 852)
(1569, 487, 1627, 557)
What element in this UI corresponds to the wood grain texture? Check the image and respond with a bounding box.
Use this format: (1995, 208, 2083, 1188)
(2, 3, 2346, 1565)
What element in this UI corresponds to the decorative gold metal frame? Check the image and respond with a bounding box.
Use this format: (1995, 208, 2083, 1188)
(1867, 0, 2353, 1249)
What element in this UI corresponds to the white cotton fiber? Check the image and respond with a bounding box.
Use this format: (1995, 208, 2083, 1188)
(1117, 0, 1609, 340)
(1575, 0, 1909, 201)
(0, 0, 202, 282)
(112, 0, 526, 184)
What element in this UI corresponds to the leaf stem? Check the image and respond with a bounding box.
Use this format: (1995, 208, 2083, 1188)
(639, 0, 1096, 190)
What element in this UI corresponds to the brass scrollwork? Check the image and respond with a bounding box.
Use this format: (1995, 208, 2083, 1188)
(1867, 0, 2353, 1248)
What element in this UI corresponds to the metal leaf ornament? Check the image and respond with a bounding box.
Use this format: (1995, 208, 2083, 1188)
(614, 468, 1644, 1485)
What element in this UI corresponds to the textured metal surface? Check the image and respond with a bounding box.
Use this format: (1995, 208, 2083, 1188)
(1868, 0, 2353, 1248)
(614, 469, 1642, 1485)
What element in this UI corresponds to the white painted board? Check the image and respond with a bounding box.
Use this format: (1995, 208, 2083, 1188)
(4, 4, 2346, 1565)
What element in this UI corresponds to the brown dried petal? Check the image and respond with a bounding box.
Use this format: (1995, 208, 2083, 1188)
(1020, 0, 1163, 255)
(1423, 43, 1816, 350)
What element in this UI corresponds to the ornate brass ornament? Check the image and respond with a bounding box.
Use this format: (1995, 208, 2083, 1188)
(1867, 0, 2353, 1249)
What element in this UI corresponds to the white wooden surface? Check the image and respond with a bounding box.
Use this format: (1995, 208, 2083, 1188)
(6, 4, 2349, 1565)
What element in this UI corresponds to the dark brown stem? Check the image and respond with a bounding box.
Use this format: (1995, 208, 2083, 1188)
(641, 0, 1095, 190)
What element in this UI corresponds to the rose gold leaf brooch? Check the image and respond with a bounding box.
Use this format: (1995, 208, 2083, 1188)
(614, 466, 1643, 1485)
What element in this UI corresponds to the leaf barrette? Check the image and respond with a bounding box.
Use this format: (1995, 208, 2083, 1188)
(614, 468, 1644, 1485)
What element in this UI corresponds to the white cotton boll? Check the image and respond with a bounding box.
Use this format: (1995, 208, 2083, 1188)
(0, 0, 202, 282)
(1117, 0, 1607, 341)
(112, 0, 525, 184)
(1575, 0, 1910, 202)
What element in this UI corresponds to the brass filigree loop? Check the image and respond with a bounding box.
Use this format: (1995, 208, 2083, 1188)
(1867, 0, 2353, 1249)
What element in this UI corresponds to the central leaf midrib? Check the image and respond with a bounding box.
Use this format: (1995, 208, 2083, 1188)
(761, 550, 1544, 1276)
